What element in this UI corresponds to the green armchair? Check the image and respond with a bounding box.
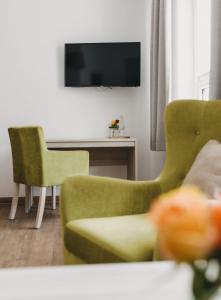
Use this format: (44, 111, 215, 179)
(60, 100, 221, 264)
(8, 126, 89, 229)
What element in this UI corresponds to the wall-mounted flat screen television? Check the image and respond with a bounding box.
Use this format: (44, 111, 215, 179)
(65, 42, 141, 87)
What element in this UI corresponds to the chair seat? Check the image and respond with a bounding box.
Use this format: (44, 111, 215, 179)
(65, 214, 156, 263)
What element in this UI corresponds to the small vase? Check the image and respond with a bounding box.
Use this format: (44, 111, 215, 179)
(109, 128, 120, 138)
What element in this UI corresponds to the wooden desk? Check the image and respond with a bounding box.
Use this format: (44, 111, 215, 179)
(46, 138, 137, 180)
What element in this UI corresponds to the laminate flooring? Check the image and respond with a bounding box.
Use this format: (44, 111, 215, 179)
(0, 201, 63, 268)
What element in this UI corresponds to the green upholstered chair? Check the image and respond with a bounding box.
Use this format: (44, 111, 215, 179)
(60, 100, 221, 264)
(8, 126, 89, 229)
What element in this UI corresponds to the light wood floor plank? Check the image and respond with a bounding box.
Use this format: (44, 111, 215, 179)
(0, 203, 63, 268)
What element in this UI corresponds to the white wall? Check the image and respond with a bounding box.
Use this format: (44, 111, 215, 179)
(0, 0, 165, 197)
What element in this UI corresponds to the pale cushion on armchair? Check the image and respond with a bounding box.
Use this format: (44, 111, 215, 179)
(183, 140, 221, 198)
(65, 214, 156, 263)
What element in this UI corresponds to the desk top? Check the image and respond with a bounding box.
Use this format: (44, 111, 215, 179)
(0, 262, 194, 300)
(47, 138, 136, 143)
(46, 138, 136, 148)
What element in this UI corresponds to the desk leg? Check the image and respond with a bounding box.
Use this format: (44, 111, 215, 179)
(52, 186, 56, 210)
(25, 185, 31, 213)
(29, 186, 33, 210)
(127, 146, 138, 180)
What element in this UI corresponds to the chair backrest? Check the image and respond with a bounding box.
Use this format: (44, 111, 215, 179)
(8, 126, 47, 185)
(160, 100, 221, 192)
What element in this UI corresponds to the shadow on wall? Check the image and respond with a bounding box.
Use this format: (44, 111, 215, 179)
(1, 146, 18, 197)
(56, 46, 65, 88)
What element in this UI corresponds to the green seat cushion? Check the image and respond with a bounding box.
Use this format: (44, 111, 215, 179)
(64, 214, 156, 263)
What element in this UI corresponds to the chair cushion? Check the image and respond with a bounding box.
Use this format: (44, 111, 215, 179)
(64, 214, 156, 263)
(183, 140, 221, 198)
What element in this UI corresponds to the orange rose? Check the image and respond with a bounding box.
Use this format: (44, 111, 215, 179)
(211, 203, 221, 247)
(149, 186, 218, 262)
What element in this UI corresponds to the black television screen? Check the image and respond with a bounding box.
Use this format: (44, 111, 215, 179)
(65, 42, 141, 87)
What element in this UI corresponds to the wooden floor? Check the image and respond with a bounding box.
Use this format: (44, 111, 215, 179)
(0, 201, 64, 268)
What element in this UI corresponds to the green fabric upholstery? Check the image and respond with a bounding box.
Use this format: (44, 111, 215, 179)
(61, 175, 161, 226)
(61, 100, 221, 264)
(65, 214, 156, 263)
(61, 175, 160, 264)
(160, 100, 221, 192)
(8, 126, 89, 186)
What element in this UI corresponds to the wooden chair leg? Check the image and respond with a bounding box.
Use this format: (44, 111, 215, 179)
(35, 187, 46, 229)
(9, 183, 20, 220)
(52, 186, 56, 210)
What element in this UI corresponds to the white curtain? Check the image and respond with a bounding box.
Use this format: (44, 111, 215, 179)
(150, 0, 171, 151)
(150, 0, 196, 151)
(171, 0, 195, 100)
(210, 0, 221, 99)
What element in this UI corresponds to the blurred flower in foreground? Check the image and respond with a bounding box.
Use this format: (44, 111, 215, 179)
(211, 204, 221, 248)
(149, 186, 218, 262)
(149, 185, 221, 300)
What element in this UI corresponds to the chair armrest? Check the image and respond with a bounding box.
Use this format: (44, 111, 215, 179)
(43, 150, 89, 186)
(60, 175, 161, 225)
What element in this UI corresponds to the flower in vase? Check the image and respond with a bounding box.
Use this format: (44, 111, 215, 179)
(109, 119, 120, 129)
(149, 186, 218, 262)
(211, 205, 221, 248)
